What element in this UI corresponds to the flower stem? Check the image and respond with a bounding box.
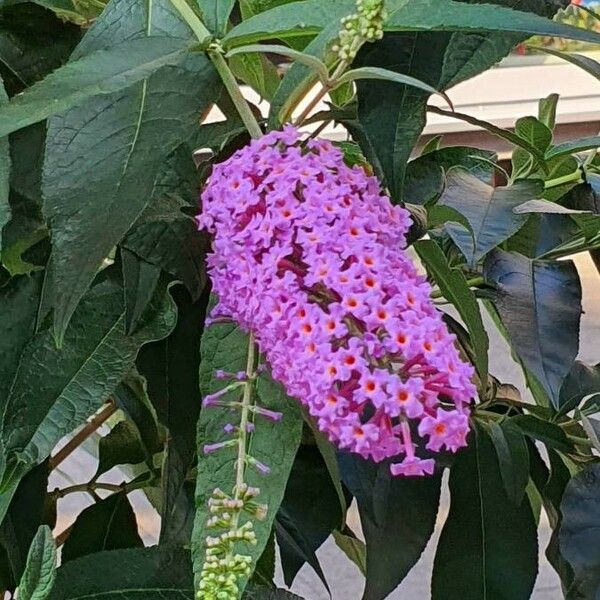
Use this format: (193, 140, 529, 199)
(169, 0, 212, 46)
(235, 332, 256, 497)
(209, 48, 263, 140)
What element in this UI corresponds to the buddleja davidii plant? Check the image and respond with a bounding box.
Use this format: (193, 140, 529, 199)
(172, 1, 473, 598)
(178, 4, 390, 598)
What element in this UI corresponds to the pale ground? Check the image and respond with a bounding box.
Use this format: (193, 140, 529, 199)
(50, 253, 600, 599)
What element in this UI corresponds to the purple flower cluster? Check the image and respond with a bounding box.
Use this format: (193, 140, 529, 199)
(197, 126, 475, 476)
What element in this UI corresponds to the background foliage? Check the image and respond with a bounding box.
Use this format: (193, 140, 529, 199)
(1, 0, 600, 598)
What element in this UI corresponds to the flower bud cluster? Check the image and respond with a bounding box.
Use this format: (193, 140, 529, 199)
(197, 485, 265, 600)
(198, 126, 475, 476)
(332, 0, 386, 61)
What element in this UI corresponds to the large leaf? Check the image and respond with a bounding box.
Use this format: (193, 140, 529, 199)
(0, 273, 176, 488)
(384, 0, 599, 44)
(484, 249, 582, 406)
(191, 319, 303, 593)
(338, 453, 441, 600)
(48, 546, 195, 600)
(354, 33, 438, 199)
(17, 526, 56, 600)
(431, 425, 538, 600)
(42, 0, 221, 343)
(137, 286, 207, 545)
(223, 0, 596, 46)
(0, 3, 80, 96)
(0, 37, 199, 138)
(559, 463, 600, 597)
(222, 1, 354, 47)
(62, 493, 143, 563)
(415, 239, 488, 380)
(440, 171, 541, 266)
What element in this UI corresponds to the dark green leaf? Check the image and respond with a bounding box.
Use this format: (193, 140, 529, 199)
(431, 425, 537, 600)
(137, 287, 207, 545)
(113, 373, 162, 466)
(2, 123, 47, 276)
(223, 1, 354, 47)
(18, 526, 56, 600)
(486, 419, 530, 505)
(48, 546, 195, 600)
(0, 274, 176, 485)
(441, 172, 540, 265)
(355, 34, 434, 199)
(197, 0, 236, 36)
(338, 453, 441, 600)
(95, 421, 147, 479)
(404, 146, 495, 206)
(192, 320, 303, 592)
(484, 249, 582, 405)
(274, 520, 329, 593)
(515, 116, 553, 154)
(122, 145, 208, 301)
(385, 0, 600, 45)
(511, 414, 573, 453)
(415, 239, 488, 380)
(558, 361, 600, 415)
(0, 37, 197, 138)
(122, 249, 162, 335)
(0, 4, 80, 96)
(224, 0, 599, 46)
(559, 463, 600, 596)
(277, 445, 342, 588)
(332, 528, 366, 576)
(42, 0, 221, 343)
(62, 493, 143, 563)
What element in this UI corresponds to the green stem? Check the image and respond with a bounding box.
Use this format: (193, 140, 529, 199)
(544, 169, 584, 189)
(235, 332, 256, 497)
(430, 276, 485, 299)
(295, 35, 364, 127)
(209, 49, 263, 139)
(169, 0, 212, 46)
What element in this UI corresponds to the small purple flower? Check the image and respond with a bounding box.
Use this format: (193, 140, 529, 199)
(253, 407, 283, 422)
